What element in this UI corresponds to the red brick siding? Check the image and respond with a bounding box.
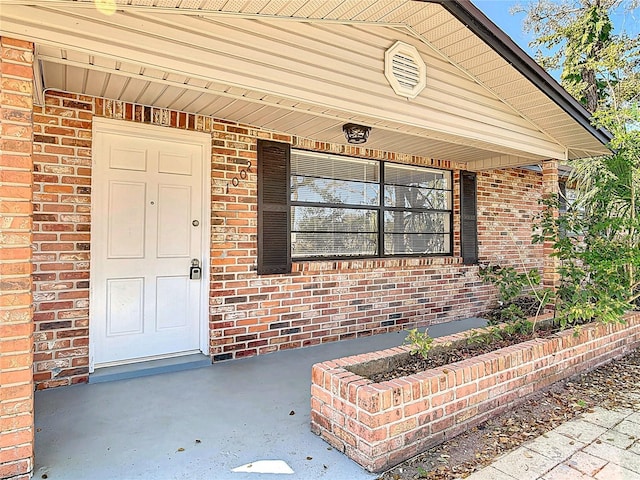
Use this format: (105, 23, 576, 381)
(31, 91, 291, 387)
(542, 160, 560, 288)
(0, 36, 35, 480)
(311, 313, 640, 472)
(32, 92, 93, 389)
(32, 90, 545, 387)
(212, 259, 489, 361)
(477, 168, 543, 267)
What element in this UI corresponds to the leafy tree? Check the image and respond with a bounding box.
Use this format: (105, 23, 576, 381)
(516, 0, 640, 323)
(515, 0, 639, 113)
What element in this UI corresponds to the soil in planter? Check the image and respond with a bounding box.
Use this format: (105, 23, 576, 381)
(367, 326, 555, 383)
(364, 297, 555, 383)
(362, 296, 599, 383)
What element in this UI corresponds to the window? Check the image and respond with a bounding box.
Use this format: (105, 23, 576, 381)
(558, 180, 579, 239)
(382, 162, 452, 257)
(257, 141, 459, 272)
(290, 151, 380, 258)
(559, 181, 577, 215)
(290, 150, 452, 259)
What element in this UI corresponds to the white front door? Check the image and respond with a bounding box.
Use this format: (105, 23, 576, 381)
(91, 119, 210, 368)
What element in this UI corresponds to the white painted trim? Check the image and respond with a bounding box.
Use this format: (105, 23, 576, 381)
(402, 25, 567, 156)
(95, 349, 202, 369)
(32, 47, 45, 106)
(198, 130, 212, 357)
(32, 55, 567, 163)
(89, 118, 211, 372)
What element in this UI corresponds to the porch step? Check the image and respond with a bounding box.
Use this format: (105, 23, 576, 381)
(89, 354, 211, 384)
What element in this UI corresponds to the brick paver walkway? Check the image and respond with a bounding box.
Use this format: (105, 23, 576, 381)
(464, 405, 640, 479)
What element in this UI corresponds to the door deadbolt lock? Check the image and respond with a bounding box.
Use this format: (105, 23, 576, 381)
(190, 258, 202, 280)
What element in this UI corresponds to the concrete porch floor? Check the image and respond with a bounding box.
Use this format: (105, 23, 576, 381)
(34, 318, 485, 480)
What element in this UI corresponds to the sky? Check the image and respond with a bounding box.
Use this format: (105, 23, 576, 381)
(472, 1, 531, 52)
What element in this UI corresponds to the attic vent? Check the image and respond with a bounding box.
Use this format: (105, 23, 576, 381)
(384, 41, 426, 99)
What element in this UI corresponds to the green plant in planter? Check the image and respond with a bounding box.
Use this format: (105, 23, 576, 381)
(493, 303, 527, 323)
(464, 319, 533, 352)
(533, 194, 633, 329)
(466, 326, 503, 347)
(503, 319, 534, 336)
(478, 265, 537, 305)
(404, 328, 434, 358)
(479, 264, 553, 330)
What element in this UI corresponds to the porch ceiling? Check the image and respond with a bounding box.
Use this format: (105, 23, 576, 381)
(0, 0, 611, 170)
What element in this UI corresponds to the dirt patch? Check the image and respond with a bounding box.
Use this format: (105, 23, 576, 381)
(376, 347, 640, 480)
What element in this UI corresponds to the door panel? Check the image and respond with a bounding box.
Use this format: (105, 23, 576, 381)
(109, 146, 147, 171)
(157, 184, 191, 257)
(106, 278, 144, 336)
(156, 276, 189, 329)
(92, 122, 208, 367)
(158, 152, 192, 175)
(108, 181, 146, 258)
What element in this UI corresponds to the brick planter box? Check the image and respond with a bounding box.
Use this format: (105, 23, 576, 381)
(310, 313, 640, 472)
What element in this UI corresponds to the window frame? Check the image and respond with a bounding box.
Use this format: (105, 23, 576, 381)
(290, 148, 453, 261)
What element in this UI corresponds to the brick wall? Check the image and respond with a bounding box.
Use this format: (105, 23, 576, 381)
(542, 160, 560, 288)
(31, 92, 93, 389)
(211, 259, 487, 361)
(477, 168, 543, 266)
(31, 91, 294, 387)
(0, 37, 35, 480)
(31, 90, 545, 387)
(311, 312, 640, 472)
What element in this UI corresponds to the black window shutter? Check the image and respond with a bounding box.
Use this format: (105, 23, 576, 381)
(460, 171, 478, 265)
(257, 140, 291, 275)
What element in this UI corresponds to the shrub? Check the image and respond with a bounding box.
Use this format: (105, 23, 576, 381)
(403, 328, 433, 358)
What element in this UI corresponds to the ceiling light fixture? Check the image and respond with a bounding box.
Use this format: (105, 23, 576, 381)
(342, 123, 371, 144)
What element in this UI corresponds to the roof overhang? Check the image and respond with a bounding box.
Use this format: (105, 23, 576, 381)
(0, 0, 611, 171)
(436, 0, 612, 149)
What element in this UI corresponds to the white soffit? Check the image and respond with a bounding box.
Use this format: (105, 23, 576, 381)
(0, 0, 610, 168)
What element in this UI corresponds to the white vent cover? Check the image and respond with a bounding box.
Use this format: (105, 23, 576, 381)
(384, 41, 426, 99)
